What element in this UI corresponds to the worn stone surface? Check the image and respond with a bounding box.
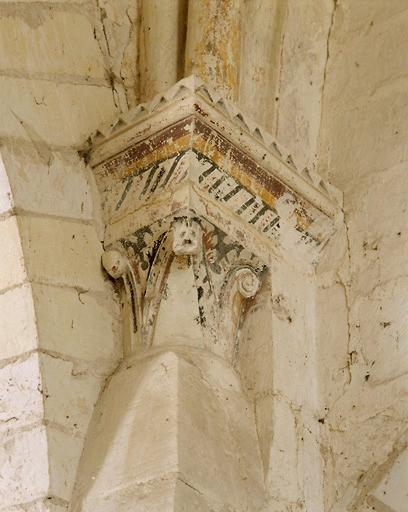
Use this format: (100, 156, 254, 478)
(317, 1, 408, 511)
(0, 143, 120, 509)
(185, 0, 241, 100)
(0, 1, 407, 511)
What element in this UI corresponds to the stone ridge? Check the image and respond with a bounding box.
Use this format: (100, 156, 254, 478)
(83, 75, 341, 210)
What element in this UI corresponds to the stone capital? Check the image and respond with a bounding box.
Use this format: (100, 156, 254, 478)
(86, 75, 341, 258)
(86, 75, 341, 360)
(74, 75, 342, 512)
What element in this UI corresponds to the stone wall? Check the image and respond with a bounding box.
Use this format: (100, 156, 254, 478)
(0, 144, 122, 510)
(0, 0, 406, 511)
(0, 2, 129, 506)
(318, 1, 408, 511)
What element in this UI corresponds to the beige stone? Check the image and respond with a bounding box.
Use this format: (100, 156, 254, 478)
(371, 448, 408, 512)
(185, 0, 241, 100)
(0, 215, 26, 291)
(0, 2, 407, 511)
(17, 216, 106, 291)
(39, 352, 103, 435)
(139, 0, 186, 101)
(0, 76, 117, 147)
(0, 144, 94, 220)
(33, 283, 120, 367)
(0, 284, 38, 361)
(0, 353, 43, 434)
(0, 151, 13, 215)
(0, 10, 106, 80)
(0, 426, 49, 508)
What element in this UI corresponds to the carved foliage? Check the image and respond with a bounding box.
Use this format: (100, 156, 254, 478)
(103, 212, 266, 362)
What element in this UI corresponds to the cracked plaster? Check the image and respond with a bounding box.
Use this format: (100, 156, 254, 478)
(0, 1, 407, 511)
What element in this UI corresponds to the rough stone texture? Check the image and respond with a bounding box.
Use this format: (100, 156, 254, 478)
(139, 0, 187, 101)
(318, 1, 408, 511)
(0, 143, 121, 509)
(72, 350, 265, 511)
(0, 1, 407, 511)
(185, 0, 241, 100)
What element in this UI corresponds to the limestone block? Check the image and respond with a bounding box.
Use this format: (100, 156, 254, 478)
(275, 0, 333, 171)
(173, 479, 223, 512)
(353, 164, 408, 240)
(47, 427, 84, 502)
(338, 0, 408, 35)
(0, 9, 106, 80)
(24, 505, 67, 512)
(0, 284, 38, 361)
(318, 4, 408, 503)
(0, 216, 26, 291)
(72, 350, 180, 511)
(325, 6, 408, 109)
(3, 502, 68, 512)
(0, 352, 43, 434)
(263, 502, 304, 512)
(0, 426, 49, 508)
(0, 502, 68, 512)
(301, 410, 324, 512)
(176, 353, 265, 511)
(72, 349, 265, 511)
(269, 261, 316, 406)
(0, 76, 117, 147)
(0, 353, 96, 508)
(72, 480, 177, 512)
(139, 0, 185, 100)
(0, 0, 86, 3)
(265, 399, 300, 504)
(32, 283, 120, 368)
(345, 170, 408, 298)
(0, 144, 94, 220)
(315, 280, 349, 406)
(17, 216, 106, 291)
(351, 277, 408, 385)
(39, 352, 103, 436)
(253, 395, 274, 475)
(239, 0, 286, 133)
(0, 151, 13, 215)
(93, 0, 139, 109)
(185, 0, 241, 100)
(324, 80, 408, 186)
(323, 408, 404, 512)
(372, 448, 408, 511)
(356, 503, 379, 512)
(321, 2, 408, 183)
(237, 276, 274, 396)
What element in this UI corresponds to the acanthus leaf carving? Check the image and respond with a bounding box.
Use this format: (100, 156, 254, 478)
(102, 212, 266, 363)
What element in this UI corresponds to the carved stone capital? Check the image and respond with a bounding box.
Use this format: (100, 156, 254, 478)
(86, 75, 341, 264)
(76, 76, 342, 511)
(89, 76, 341, 359)
(102, 211, 265, 362)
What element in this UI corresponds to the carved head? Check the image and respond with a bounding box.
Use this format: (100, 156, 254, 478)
(172, 217, 202, 256)
(102, 249, 128, 279)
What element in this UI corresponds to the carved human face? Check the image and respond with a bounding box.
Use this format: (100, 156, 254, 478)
(102, 249, 128, 278)
(172, 217, 202, 256)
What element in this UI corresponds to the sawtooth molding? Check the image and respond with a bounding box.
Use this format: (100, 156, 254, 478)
(84, 75, 342, 266)
(84, 74, 343, 359)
